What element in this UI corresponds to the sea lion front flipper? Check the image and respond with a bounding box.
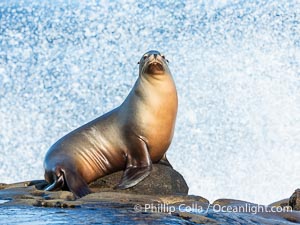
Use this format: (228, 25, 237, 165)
(115, 165, 152, 189)
(157, 153, 173, 168)
(63, 169, 92, 198)
(115, 136, 152, 189)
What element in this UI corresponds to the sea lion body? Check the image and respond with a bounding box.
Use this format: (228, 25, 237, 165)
(44, 50, 178, 198)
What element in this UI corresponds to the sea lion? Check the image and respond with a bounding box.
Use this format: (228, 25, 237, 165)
(44, 50, 178, 198)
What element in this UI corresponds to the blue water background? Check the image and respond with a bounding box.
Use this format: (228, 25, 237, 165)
(0, 0, 299, 205)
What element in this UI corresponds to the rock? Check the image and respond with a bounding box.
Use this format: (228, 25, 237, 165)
(172, 211, 219, 224)
(269, 198, 290, 208)
(158, 194, 209, 206)
(42, 190, 75, 201)
(2, 181, 32, 189)
(213, 198, 300, 224)
(0, 182, 204, 209)
(25, 164, 188, 196)
(289, 189, 300, 211)
(1, 182, 300, 224)
(0, 183, 7, 190)
(213, 198, 256, 207)
(0, 164, 189, 208)
(2, 169, 300, 224)
(89, 164, 189, 195)
(0, 163, 191, 209)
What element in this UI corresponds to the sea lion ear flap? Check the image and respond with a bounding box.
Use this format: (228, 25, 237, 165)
(161, 54, 169, 63)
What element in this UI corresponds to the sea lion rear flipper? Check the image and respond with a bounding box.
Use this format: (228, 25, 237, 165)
(157, 153, 173, 168)
(63, 169, 92, 198)
(45, 173, 64, 191)
(115, 136, 152, 189)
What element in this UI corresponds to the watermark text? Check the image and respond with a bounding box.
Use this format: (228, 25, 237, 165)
(133, 203, 292, 215)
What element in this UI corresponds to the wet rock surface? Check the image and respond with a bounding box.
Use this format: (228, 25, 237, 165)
(212, 199, 300, 224)
(269, 198, 290, 208)
(1, 166, 300, 224)
(89, 164, 189, 195)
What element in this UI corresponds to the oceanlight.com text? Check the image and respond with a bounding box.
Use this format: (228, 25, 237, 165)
(133, 203, 292, 215)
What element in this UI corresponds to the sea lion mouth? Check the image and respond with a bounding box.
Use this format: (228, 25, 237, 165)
(145, 61, 164, 74)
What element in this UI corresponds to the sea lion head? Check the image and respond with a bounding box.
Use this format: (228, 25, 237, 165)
(139, 50, 170, 77)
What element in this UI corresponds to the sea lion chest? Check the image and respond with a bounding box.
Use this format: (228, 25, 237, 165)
(120, 76, 178, 162)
